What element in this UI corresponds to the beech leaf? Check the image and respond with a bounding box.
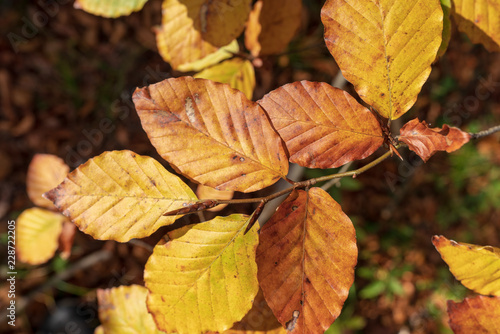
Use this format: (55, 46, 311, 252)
(257, 188, 357, 333)
(194, 58, 255, 100)
(44, 150, 198, 242)
(144, 214, 260, 334)
(96, 285, 165, 334)
(258, 81, 384, 168)
(176, 40, 239, 73)
(437, 0, 453, 59)
(321, 0, 443, 120)
(133, 77, 289, 193)
(17, 208, 65, 265)
(244, 0, 302, 57)
(27, 154, 69, 209)
(399, 118, 471, 162)
(432, 235, 500, 296)
(448, 295, 500, 333)
(74, 0, 149, 17)
(450, 0, 500, 52)
(196, 185, 234, 212)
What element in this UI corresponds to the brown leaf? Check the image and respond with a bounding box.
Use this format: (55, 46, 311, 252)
(258, 81, 384, 168)
(58, 221, 76, 260)
(257, 188, 357, 333)
(133, 77, 289, 193)
(245, 0, 302, 57)
(399, 118, 471, 162)
(448, 295, 500, 333)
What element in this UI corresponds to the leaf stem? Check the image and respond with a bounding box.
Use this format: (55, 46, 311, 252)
(470, 125, 500, 139)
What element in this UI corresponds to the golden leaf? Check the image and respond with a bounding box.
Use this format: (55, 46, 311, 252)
(448, 296, 500, 333)
(74, 0, 149, 17)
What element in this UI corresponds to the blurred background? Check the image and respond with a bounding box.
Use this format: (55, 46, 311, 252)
(1, 0, 500, 333)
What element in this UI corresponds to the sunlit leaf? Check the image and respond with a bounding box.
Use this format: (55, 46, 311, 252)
(257, 188, 357, 333)
(450, 0, 500, 52)
(27, 154, 69, 209)
(44, 150, 198, 242)
(196, 185, 234, 212)
(448, 295, 500, 333)
(258, 81, 384, 168)
(399, 118, 471, 162)
(433, 235, 500, 296)
(133, 77, 289, 193)
(145, 214, 260, 334)
(244, 0, 302, 57)
(321, 0, 443, 120)
(195, 58, 255, 100)
(437, 0, 452, 59)
(97, 285, 165, 334)
(223, 289, 286, 334)
(156, 0, 250, 69)
(74, 0, 148, 17)
(17, 208, 65, 265)
(177, 40, 239, 73)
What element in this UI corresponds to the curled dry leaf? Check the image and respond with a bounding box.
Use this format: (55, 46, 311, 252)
(448, 295, 500, 333)
(97, 285, 165, 334)
(258, 81, 384, 168)
(432, 235, 500, 296)
(450, 0, 500, 52)
(244, 0, 302, 57)
(17, 208, 65, 265)
(133, 77, 289, 193)
(58, 221, 77, 260)
(44, 150, 197, 242)
(196, 184, 234, 212)
(257, 188, 357, 333)
(194, 58, 256, 100)
(74, 0, 149, 18)
(321, 0, 443, 120)
(27, 154, 69, 209)
(399, 118, 471, 162)
(145, 214, 260, 334)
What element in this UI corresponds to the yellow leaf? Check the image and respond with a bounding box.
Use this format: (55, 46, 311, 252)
(448, 295, 500, 333)
(196, 185, 234, 212)
(44, 150, 197, 242)
(194, 58, 255, 100)
(177, 40, 239, 73)
(27, 154, 69, 209)
(97, 285, 165, 334)
(145, 214, 260, 334)
(450, 0, 500, 52)
(433, 235, 500, 296)
(321, 0, 443, 120)
(74, 0, 149, 18)
(156, 0, 250, 69)
(437, 0, 452, 59)
(17, 208, 65, 265)
(245, 0, 302, 57)
(133, 77, 289, 193)
(257, 188, 357, 333)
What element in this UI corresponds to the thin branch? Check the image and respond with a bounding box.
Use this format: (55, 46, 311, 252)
(470, 125, 500, 139)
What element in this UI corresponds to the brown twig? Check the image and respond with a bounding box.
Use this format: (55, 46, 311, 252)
(470, 125, 500, 139)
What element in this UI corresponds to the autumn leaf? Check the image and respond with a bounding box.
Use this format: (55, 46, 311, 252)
(196, 185, 234, 212)
(17, 208, 65, 264)
(156, 0, 250, 69)
(133, 77, 289, 193)
(96, 285, 165, 334)
(321, 0, 443, 120)
(145, 214, 260, 334)
(257, 188, 357, 333)
(177, 40, 239, 73)
(244, 0, 302, 57)
(258, 81, 384, 168)
(194, 58, 255, 100)
(448, 295, 500, 333)
(44, 150, 197, 242)
(399, 118, 471, 162)
(27, 154, 69, 209)
(432, 235, 500, 296)
(74, 0, 149, 17)
(449, 0, 500, 52)
(437, 0, 453, 59)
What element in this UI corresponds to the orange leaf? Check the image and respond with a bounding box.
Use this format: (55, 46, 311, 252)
(133, 77, 289, 193)
(258, 81, 384, 168)
(27, 154, 69, 209)
(196, 184, 234, 212)
(447, 295, 500, 333)
(244, 0, 302, 57)
(58, 221, 76, 260)
(257, 188, 357, 333)
(399, 118, 471, 162)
